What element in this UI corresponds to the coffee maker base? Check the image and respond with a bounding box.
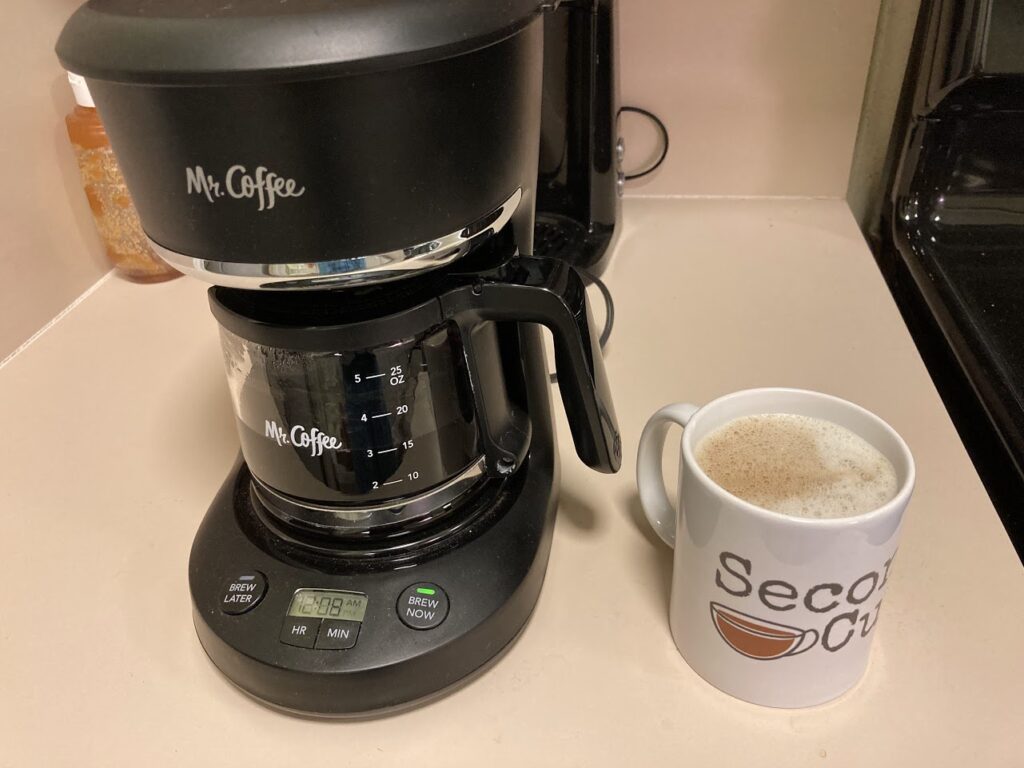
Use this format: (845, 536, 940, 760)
(220, 618, 533, 720)
(189, 423, 557, 717)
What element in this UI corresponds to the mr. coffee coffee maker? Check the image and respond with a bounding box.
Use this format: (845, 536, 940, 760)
(58, 0, 622, 715)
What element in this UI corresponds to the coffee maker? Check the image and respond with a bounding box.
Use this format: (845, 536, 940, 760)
(58, 0, 622, 716)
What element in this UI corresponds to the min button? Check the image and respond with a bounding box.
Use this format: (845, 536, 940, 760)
(316, 620, 360, 650)
(219, 572, 267, 615)
(397, 583, 449, 630)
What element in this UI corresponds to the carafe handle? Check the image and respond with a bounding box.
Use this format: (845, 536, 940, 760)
(441, 256, 621, 474)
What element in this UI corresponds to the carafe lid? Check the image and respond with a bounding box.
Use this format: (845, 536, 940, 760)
(56, 0, 541, 85)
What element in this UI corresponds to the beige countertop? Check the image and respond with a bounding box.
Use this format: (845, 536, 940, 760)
(1, 198, 1020, 766)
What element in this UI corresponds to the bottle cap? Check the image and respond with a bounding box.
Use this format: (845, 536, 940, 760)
(67, 72, 95, 108)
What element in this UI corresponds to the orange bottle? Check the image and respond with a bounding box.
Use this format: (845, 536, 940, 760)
(65, 73, 180, 283)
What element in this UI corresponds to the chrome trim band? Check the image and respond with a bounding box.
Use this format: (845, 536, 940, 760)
(251, 457, 488, 535)
(151, 188, 522, 290)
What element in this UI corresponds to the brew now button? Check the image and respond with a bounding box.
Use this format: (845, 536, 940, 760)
(397, 583, 449, 630)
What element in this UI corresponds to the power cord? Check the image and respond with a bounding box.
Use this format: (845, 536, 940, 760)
(620, 105, 669, 181)
(549, 105, 667, 383)
(588, 271, 615, 348)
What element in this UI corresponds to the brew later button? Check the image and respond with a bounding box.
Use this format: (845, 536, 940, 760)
(397, 583, 449, 630)
(219, 572, 267, 615)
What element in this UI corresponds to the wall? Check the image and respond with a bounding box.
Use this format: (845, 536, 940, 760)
(0, 1, 109, 362)
(619, 0, 882, 198)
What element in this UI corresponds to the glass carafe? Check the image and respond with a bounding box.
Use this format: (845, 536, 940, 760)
(211, 255, 620, 535)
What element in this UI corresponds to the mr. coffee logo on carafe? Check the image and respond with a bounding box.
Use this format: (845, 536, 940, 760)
(710, 550, 895, 660)
(185, 165, 306, 211)
(265, 420, 342, 458)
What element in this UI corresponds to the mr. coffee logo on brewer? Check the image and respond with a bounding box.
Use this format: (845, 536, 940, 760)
(185, 165, 306, 211)
(265, 420, 342, 458)
(711, 550, 895, 660)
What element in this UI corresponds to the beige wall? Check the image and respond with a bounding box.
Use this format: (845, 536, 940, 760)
(619, 0, 882, 198)
(0, 1, 109, 361)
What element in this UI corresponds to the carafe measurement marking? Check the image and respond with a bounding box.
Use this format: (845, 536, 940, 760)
(372, 468, 421, 489)
(361, 405, 408, 422)
(354, 366, 405, 386)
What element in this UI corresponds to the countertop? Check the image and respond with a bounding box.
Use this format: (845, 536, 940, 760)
(1, 199, 1020, 766)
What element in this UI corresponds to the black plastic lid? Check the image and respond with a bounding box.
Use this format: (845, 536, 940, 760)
(56, 0, 541, 84)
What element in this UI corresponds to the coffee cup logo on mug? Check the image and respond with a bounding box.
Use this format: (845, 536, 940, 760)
(637, 389, 915, 708)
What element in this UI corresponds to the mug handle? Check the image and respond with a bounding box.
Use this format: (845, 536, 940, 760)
(636, 403, 699, 548)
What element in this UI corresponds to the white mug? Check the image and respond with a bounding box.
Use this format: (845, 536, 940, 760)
(637, 388, 915, 708)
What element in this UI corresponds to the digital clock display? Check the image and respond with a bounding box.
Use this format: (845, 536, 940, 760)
(287, 589, 368, 622)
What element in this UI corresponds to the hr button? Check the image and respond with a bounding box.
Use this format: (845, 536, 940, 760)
(280, 618, 320, 648)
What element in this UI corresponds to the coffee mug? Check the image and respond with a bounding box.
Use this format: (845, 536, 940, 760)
(637, 388, 915, 708)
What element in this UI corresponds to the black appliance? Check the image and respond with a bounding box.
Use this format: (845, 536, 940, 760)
(57, 0, 623, 715)
(535, 0, 621, 273)
(879, 0, 1024, 558)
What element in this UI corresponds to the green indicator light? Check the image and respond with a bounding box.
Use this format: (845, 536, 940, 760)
(416, 587, 436, 596)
